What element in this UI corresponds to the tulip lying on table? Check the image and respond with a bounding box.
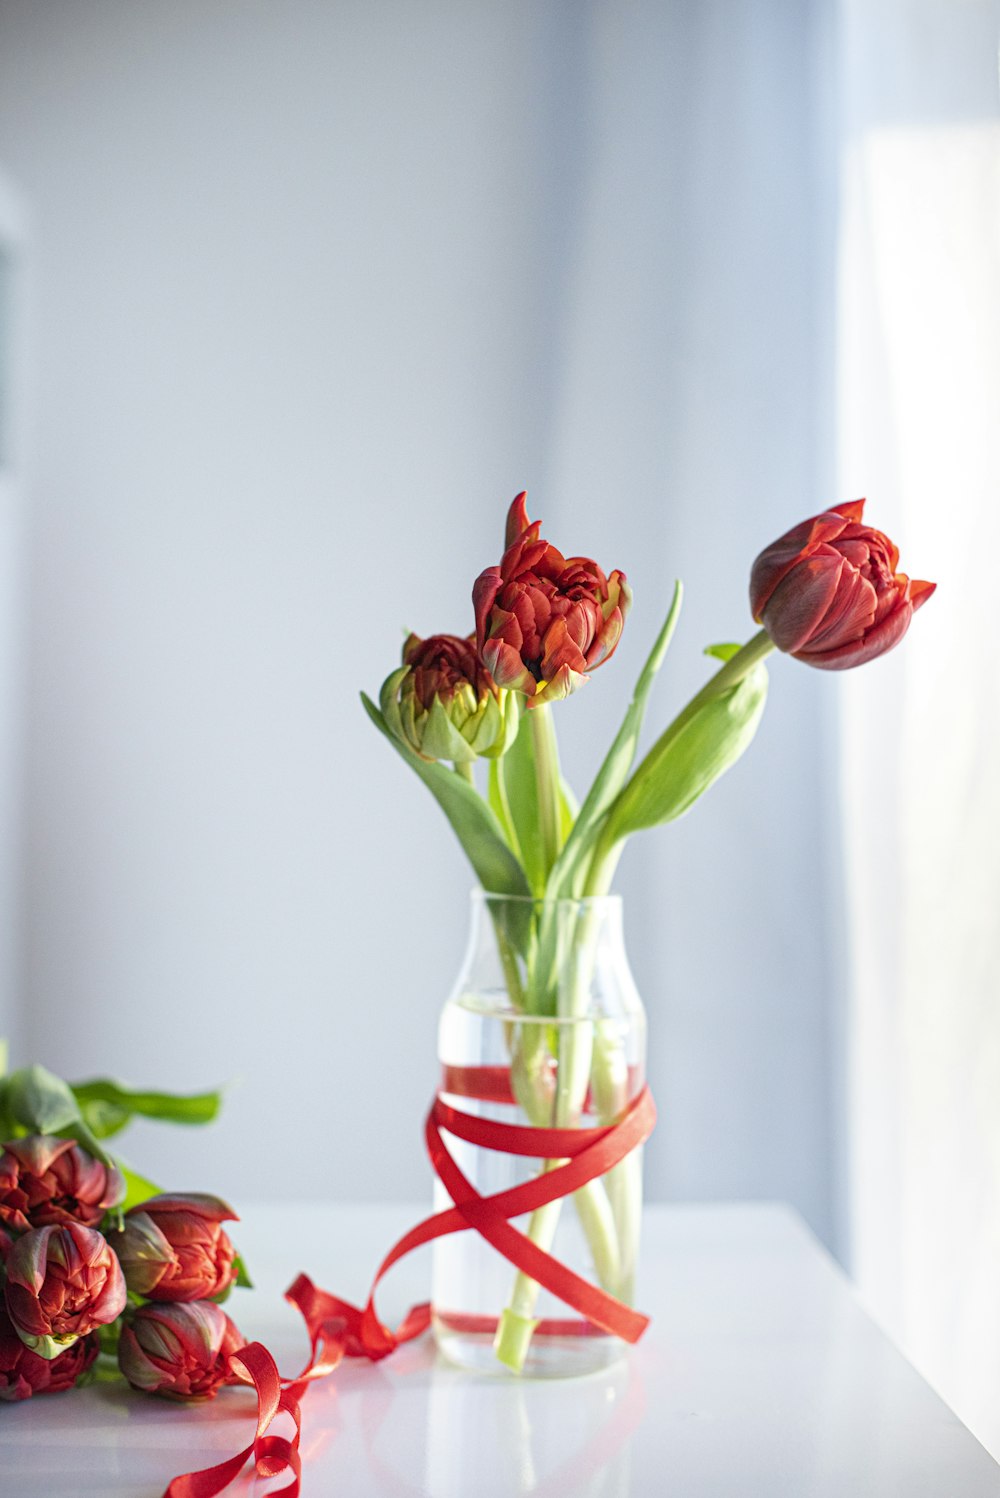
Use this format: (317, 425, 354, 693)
(0, 1058, 250, 1402)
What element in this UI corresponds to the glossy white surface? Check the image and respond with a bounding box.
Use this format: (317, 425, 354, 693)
(2, 1203, 998, 1497)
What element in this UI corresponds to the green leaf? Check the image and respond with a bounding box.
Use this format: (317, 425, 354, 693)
(75, 1099, 131, 1140)
(603, 658, 769, 840)
(704, 642, 742, 663)
(6, 1065, 82, 1135)
(558, 777, 579, 845)
(70, 1080, 222, 1137)
(117, 1160, 163, 1214)
(97, 1320, 123, 1357)
(362, 693, 531, 898)
(210, 1249, 253, 1303)
(547, 581, 683, 899)
(487, 756, 518, 855)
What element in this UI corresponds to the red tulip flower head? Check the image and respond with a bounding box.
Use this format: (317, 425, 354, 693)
(118, 1301, 244, 1401)
(473, 493, 631, 706)
(0, 1135, 125, 1232)
(0, 1308, 98, 1401)
(750, 500, 935, 669)
(380, 632, 519, 763)
(105, 1193, 238, 1303)
(3, 1223, 127, 1356)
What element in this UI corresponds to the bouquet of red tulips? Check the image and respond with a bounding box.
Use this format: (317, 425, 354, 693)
(366, 494, 934, 1372)
(0, 1054, 249, 1403)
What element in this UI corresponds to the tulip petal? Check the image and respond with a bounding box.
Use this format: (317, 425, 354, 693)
(761, 553, 848, 654)
(795, 594, 913, 669)
(505, 492, 531, 550)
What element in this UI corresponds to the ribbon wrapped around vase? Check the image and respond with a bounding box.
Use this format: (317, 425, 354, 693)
(162, 1070, 656, 1498)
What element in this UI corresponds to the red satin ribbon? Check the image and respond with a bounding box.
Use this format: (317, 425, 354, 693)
(162, 1070, 655, 1498)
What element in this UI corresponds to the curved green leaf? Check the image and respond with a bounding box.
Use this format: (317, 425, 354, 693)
(7, 1065, 81, 1135)
(362, 693, 531, 898)
(71, 1080, 222, 1139)
(603, 659, 768, 840)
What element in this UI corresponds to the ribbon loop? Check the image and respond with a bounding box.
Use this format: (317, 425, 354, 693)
(164, 1070, 655, 1498)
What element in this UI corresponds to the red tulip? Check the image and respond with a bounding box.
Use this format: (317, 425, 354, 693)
(0, 1135, 125, 1232)
(0, 1307, 98, 1401)
(105, 1193, 237, 1303)
(3, 1223, 126, 1355)
(118, 1301, 244, 1401)
(750, 499, 935, 669)
(380, 632, 519, 763)
(473, 493, 631, 706)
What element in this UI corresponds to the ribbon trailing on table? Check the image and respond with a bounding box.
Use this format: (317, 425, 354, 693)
(162, 1069, 656, 1498)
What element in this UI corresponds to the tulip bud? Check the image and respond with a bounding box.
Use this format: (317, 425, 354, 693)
(380, 632, 519, 764)
(473, 493, 631, 706)
(750, 500, 935, 669)
(0, 1135, 125, 1232)
(105, 1193, 238, 1303)
(0, 1307, 98, 1402)
(118, 1301, 244, 1401)
(3, 1223, 127, 1357)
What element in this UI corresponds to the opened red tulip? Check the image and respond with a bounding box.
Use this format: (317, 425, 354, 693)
(105, 1193, 237, 1303)
(380, 632, 519, 763)
(750, 500, 935, 669)
(118, 1300, 244, 1401)
(3, 1223, 126, 1356)
(473, 493, 631, 706)
(0, 1135, 125, 1232)
(0, 1308, 97, 1401)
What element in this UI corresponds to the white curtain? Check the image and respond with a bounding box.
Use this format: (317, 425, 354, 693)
(837, 0, 1000, 1460)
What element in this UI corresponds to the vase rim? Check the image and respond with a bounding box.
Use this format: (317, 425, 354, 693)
(469, 889, 622, 909)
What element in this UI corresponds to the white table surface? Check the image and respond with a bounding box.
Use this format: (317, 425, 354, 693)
(2, 1202, 998, 1497)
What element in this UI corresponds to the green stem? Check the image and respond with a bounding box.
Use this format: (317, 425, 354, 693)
(492, 753, 524, 864)
(671, 628, 774, 729)
(529, 704, 561, 878)
(494, 905, 621, 1372)
(455, 760, 475, 784)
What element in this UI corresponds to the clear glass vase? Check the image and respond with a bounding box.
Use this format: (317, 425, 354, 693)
(432, 891, 647, 1378)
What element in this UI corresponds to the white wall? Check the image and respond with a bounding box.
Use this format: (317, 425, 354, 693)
(0, 1, 841, 1245)
(0, 166, 27, 1066)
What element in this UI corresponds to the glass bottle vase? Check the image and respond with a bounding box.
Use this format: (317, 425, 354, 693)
(432, 891, 647, 1377)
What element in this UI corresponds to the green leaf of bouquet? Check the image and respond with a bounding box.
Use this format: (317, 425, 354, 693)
(75, 1098, 131, 1140)
(97, 1319, 122, 1356)
(547, 580, 683, 899)
(118, 1160, 163, 1213)
(361, 692, 531, 898)
(6, 1065, 82, 1135)
(211, 1253, 252, 1302)
(602, 657, 769, 841)
(70, 1079, 223, 1134)
(558, 776, 579, 845)
(704, 642, 742, 662)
